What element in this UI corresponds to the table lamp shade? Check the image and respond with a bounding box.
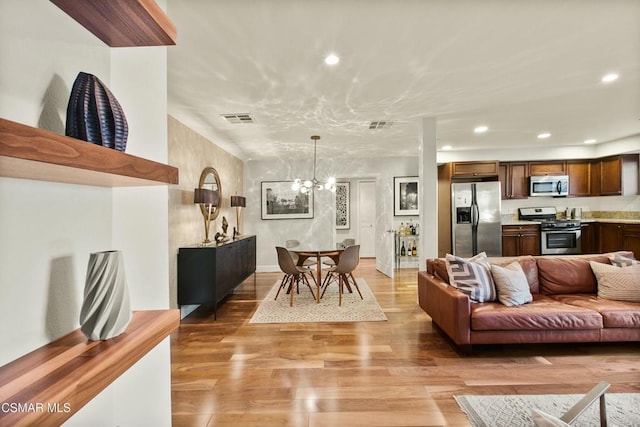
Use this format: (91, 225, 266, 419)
(230, 195, 246, 207)
(194, 188, 219, 206)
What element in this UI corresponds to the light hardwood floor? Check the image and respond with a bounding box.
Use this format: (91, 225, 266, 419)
(171, 259, 640, 427)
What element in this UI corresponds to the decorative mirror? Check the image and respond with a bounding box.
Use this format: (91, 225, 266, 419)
(198, 167, 222, 220)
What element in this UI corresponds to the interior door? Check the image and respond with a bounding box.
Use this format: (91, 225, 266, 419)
(358, 180, 376, 257)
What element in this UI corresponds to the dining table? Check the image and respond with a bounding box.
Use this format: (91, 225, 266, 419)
(292, 248, 342, 303)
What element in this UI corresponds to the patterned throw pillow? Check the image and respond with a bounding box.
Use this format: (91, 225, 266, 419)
(609, 253, 640, 267)
(445, 252, 496, 302)
(589, 261, 640, 302)
(491, 262, 533, 306)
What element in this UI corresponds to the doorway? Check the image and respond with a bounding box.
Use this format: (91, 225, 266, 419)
(358, 180, 376, 257)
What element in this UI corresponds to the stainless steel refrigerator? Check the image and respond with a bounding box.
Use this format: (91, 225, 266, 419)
(451, 181, 502, 257)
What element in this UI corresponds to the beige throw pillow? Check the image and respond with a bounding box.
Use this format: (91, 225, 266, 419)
(609, 253, 640, 267)
(589, 261, 640, 302)
(491, 261, 533, 306)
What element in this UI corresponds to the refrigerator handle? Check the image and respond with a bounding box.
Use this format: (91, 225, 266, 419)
(471, 203, 479, 226)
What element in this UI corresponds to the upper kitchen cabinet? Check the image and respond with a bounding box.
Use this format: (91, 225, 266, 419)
(566, 160, 591, 197)
(448, 161, 500, 179)
(591, 155, 639, 196)
(50, 0, 177, 47)
(499, 162, 528, 199)
(528, 161, 566, 176)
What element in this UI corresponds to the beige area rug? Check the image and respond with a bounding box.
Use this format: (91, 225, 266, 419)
(455, 393, 640, 427)
(249, 277, 387, 324)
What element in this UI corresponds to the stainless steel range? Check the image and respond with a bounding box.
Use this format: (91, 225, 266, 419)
(519, 207, 581, 255)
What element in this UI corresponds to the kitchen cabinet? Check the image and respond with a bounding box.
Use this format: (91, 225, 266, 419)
(178, 235, 256, 319)
(592, 155, 639, 196)
(580, 222, 599, 254)
(499, 162, 529, 199)
(567, 160, 591, 197)
(528, 161, 566, 176)
(450, 160, 500, 178)
(502, 224, 540, 256)
(597, 222, 640, 255)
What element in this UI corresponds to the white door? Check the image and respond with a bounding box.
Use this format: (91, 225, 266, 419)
(358, 181, 376, 257)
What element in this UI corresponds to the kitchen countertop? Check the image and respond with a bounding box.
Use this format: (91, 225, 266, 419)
(502, 218, 640, 225)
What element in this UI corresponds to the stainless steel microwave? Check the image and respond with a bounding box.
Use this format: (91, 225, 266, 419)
(529, 175, 569, 197)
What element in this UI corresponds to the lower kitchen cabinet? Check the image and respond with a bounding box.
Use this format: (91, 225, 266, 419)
(502, 224, 540, 256)
(580, 222, 599, 254)
(178, 235, 256, 319)
(597, 223, 640, 256)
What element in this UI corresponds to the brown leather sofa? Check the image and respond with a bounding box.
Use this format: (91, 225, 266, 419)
(417, 252, 640, 352)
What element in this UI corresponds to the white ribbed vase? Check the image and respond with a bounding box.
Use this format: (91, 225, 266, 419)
(80, 250, 131, 340)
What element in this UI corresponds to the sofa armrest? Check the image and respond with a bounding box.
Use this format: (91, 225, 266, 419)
(417, 271, 471, 345)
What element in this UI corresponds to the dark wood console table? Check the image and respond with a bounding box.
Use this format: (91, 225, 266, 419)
(178, 235, 256, 319)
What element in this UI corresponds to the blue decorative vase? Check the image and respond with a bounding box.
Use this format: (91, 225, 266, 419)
(65, 72, 128, 152)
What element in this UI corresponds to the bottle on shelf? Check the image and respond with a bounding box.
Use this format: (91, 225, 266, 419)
(399, 222, 405, 236)
(412, 240, 417, 256)
(400, 242, 406, 256)
(415, 223, 420, 235)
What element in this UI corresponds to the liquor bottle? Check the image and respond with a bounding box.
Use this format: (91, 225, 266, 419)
(399, 222, 405, 236)
(400, 242, 406, 256)
(415, 223, 420, 235)
(412, 241, 417, 256)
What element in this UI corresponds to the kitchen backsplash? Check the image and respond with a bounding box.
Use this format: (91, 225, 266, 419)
(501, 195, 640, 220)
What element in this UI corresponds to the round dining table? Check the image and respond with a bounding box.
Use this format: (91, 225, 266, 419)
(292, 249, 342, 303)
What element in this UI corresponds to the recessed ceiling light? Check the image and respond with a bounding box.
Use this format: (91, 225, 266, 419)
(441, 145, 452, 151)
(584, 139, 597, 144)
(601, 73, 619, 83)
(474, 125, 488, 134)
(537, 132, 551, 139)
(324, 54, 340, 65)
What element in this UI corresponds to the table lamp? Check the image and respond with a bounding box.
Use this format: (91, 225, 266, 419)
(230, 195, 246, 237)
(194, 188, 219, 244)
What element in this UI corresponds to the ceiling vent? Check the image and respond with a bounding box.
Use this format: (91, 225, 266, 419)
(369, 121, 394, 129)
(221, 113, 254, 124)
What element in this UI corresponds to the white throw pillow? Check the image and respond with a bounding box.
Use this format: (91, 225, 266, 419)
(531, 408, 571, 427)
(491, 261, 533, 306)
(590, 261, 640, 302)
(445, 252, 496, 303)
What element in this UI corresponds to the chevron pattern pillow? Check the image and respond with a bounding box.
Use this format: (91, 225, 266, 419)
(590, 261, 640, 302)
(445, 252, 497, 303)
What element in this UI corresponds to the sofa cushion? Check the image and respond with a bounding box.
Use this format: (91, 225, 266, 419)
(470, 294, 603, 331)
(538, 254, 611, 294)
(445, 252, 496, 303)
(552, 294, 640, 328)
(491, 262, 533, 306)
(590, 261, 640, 302)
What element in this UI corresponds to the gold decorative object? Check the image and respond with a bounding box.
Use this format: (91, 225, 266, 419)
(231, 195, 246, 236)
(194, 188, 219, 244)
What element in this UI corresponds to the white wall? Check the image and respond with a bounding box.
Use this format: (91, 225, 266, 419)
(244, 156, 418, 273)
(0, 1, 171, 425)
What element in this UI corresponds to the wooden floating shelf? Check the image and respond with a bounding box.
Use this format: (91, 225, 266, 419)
(0, 118, 179, 187)
(50, 0, 177, 47)
(0, 309, 179, 427)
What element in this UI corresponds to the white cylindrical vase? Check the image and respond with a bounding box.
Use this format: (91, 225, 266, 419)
(80, 250, 132, 340)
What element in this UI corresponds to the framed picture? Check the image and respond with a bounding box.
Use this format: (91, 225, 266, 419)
(261, 181, 313, 220)
(394, 176, 419, 216)
(335, 182, 350, 229)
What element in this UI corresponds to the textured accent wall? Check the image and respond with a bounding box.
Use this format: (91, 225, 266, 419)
(168, 115, 244, 309)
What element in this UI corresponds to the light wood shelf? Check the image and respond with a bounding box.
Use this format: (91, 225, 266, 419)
(0, 309, 179, 427)
(50, 0, 177, 47)
(0, 118, 179, 187)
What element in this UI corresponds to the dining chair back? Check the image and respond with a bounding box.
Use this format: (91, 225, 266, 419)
(275, 246, 315, 306)
(321, 245, 362, 305)
(334, 244, 360, 274)
(285, 239, 316, 269)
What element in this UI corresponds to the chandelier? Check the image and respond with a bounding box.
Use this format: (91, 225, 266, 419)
(291, 135, 336, 193)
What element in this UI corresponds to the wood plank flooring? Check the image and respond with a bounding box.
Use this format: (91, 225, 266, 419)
(171, 259, 640, 426)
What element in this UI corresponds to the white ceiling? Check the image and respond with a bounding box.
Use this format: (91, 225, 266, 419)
(166, 0, 640, 161)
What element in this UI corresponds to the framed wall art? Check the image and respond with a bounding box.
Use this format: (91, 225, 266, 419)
(261, 181, 313, 220)
(394, 176, 419, 216)
(335, 182, 350, 229)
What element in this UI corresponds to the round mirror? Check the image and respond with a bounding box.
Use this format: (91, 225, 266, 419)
(198, 167, 222, 220)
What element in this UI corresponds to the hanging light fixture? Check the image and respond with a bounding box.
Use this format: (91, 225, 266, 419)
(291, 135, 336, 193)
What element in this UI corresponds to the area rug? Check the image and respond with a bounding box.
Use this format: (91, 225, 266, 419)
(249, 278, 387, 324)
(455, 392, 640, 427)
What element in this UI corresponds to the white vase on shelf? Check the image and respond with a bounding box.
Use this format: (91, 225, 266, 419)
(79, 250, 131, 341)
